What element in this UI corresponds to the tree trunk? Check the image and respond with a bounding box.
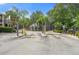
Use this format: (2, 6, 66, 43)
(22, 25, 27, 36)
(16, 23, 19, 36)
(42, 23, 46, 34)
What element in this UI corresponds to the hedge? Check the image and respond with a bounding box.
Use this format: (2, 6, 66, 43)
(75, 31, 79, 38)
(53, 29, 63, 33)
(0, 26, 16, 33)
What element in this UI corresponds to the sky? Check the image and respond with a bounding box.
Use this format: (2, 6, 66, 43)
(0, 3, 56, 16)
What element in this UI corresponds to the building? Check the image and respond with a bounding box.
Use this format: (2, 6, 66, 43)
(0, 14, 11, 27)
(0, 14, 5, 26)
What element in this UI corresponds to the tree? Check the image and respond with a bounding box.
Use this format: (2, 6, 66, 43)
(47, 4, 78, 32)
(30, 10, 44, 24)
(5, 7, 19, 28)
(18, 10, 29, 35)
(5, 7, 29, 36)
(30, 11, 44, 31)
(36, 15, 48, 33)
(5, 7, 20, 36)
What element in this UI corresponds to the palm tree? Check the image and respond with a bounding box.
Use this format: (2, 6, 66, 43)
(5, 7, 19, 27)
(5, 7, 20, 36)
(36, 16, 48, 33)
(18, 10, 29, 36)
(5, 7, 29, 36)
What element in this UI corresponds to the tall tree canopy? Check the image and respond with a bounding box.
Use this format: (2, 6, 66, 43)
(47, 3, 79, 31)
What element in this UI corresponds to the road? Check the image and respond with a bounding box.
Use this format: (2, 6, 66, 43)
(0, 31, 79, 55)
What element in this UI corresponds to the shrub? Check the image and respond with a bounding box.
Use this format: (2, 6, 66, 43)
(53, 29, 63, 33)
(0, 26, 16, 33)
(67, 31, 73, 35)
(67, 29, 75, 35)
(75, 31, 79, 38)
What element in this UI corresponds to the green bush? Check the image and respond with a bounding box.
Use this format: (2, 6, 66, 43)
(67, 31, 73, 35)
(75, 31, 79, 38)
(53, 29, 63, 33)
(0, 26, 16, 33)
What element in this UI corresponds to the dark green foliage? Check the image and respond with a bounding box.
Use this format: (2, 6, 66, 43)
(75, 31, 79, 38)
(47, 3, 79, 38)
(0, 27, 16, 33)
(47, 4, 79, 31)
(53, 29, 63, 33)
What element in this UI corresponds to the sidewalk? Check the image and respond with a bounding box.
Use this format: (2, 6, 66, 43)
(46, 31, 79, 40)
(63, 34, 79, 40)
(0, 33, 17, 41)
